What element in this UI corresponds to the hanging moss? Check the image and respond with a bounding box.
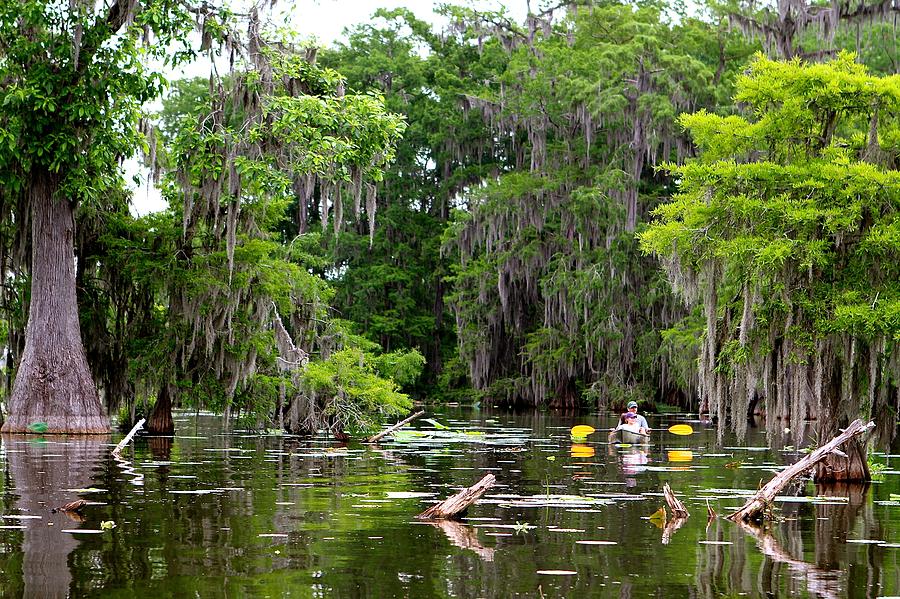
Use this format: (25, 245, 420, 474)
(642, 54, 900, 469)
(445, 4, 729, 408)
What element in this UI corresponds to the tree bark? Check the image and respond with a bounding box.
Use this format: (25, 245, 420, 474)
(146, 381, 174, 435)
(814, 431, 869, 482)
(2, 168, 108, 433)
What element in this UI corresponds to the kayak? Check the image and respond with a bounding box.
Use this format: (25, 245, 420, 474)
(611, 425, 649, 444)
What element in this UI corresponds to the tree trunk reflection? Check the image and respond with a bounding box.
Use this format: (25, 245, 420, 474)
(3, 434, 108, 599)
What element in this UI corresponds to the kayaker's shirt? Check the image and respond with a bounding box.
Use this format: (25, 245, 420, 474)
(634, 414, 649, 430)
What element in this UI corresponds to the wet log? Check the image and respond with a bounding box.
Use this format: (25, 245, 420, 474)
(417, 474, 496, 520)
(364, 410, 424, 443)
(663, 483, 689, 518)
(58, 499, 87, 513)
(728, 419, 874, 523)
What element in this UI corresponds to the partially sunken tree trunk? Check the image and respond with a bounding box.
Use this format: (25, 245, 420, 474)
(1, 169, 108, 433)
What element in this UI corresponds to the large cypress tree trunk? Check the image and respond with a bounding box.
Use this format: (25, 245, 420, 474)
(814, 379, 870, 483)
(814, 435, 869, 482)
(1, 168, 108, 433)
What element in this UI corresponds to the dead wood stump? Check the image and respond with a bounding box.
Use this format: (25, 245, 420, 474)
(663, 482, 689, 518)
(417, 474, 496, 520)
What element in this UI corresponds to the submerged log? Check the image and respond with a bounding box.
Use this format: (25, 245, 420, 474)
(728, 419, 874, 523)
(364, 410, 425, 443)
(417, 474, 496, 520)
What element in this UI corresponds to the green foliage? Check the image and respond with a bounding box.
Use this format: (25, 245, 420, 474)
(0, 0, 197, 197)
(641, 53, 900, 435)
(443, 3, 744, 408)
(300, 348, 418, 435)
(317, 8, 505, 396)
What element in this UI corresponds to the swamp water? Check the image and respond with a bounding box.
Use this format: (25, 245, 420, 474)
(1, 409, 899, 598)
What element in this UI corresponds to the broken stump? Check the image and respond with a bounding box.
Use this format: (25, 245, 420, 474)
(417, 474, 496, 520)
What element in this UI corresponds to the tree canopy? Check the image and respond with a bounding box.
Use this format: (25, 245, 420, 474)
(641, 52, 900, 475)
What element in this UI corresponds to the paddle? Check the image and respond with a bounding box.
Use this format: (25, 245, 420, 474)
(570, 425, 596, 437)
(569, 423, 694, 437)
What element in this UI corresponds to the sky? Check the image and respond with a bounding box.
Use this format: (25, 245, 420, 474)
(128, 0, 527, 215)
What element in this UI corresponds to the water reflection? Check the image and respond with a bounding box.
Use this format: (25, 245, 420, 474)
(0, 410, 897, 598)
(1, 434, 108, 599)
(428, 520, 495, 562)
(738, 519, 844, 599)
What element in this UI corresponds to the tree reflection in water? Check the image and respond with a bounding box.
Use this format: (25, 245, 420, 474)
(2, 434, 108, 599)
(696, 483, 883, 598)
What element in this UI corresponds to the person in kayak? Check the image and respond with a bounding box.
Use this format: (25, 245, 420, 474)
(626, 401, 650, 434)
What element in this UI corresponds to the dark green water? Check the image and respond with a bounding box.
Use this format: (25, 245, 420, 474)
(1, 409, 899, 598)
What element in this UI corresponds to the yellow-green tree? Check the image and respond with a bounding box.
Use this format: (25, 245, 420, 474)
(641, 53, 900, 480)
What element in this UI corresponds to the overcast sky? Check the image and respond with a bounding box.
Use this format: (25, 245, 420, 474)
(129, 1, 527, 214)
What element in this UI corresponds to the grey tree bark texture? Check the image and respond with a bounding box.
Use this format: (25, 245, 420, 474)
(1, 168, 109, 433)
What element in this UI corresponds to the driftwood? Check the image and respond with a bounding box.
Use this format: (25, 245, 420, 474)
(417, 474, 496, 520)
(57, 499, 87, 513)
(112, 418, 145, 457)
(364, 410, 424, 443)
(663, 483, 689, 518)
(655, 483, 689, 545)
(728, 419, 874, 523)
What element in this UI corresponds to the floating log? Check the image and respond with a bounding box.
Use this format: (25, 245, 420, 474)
(112, 418, 145, 457)
(364, 410, 424, 443)
(728, 419, 874, 523)
(663, 483, 689, 518)
(417, 474, 496, 521)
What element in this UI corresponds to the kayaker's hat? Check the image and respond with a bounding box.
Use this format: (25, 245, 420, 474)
(627, 401, 638, 409)
(623, 412, 637, 420)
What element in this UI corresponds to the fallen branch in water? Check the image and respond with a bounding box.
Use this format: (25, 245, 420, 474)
(112, 418, 145, 457)
(364, 410, 424, 443)
(417, 473, 496, 520)
(727, 419, 873, 523)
